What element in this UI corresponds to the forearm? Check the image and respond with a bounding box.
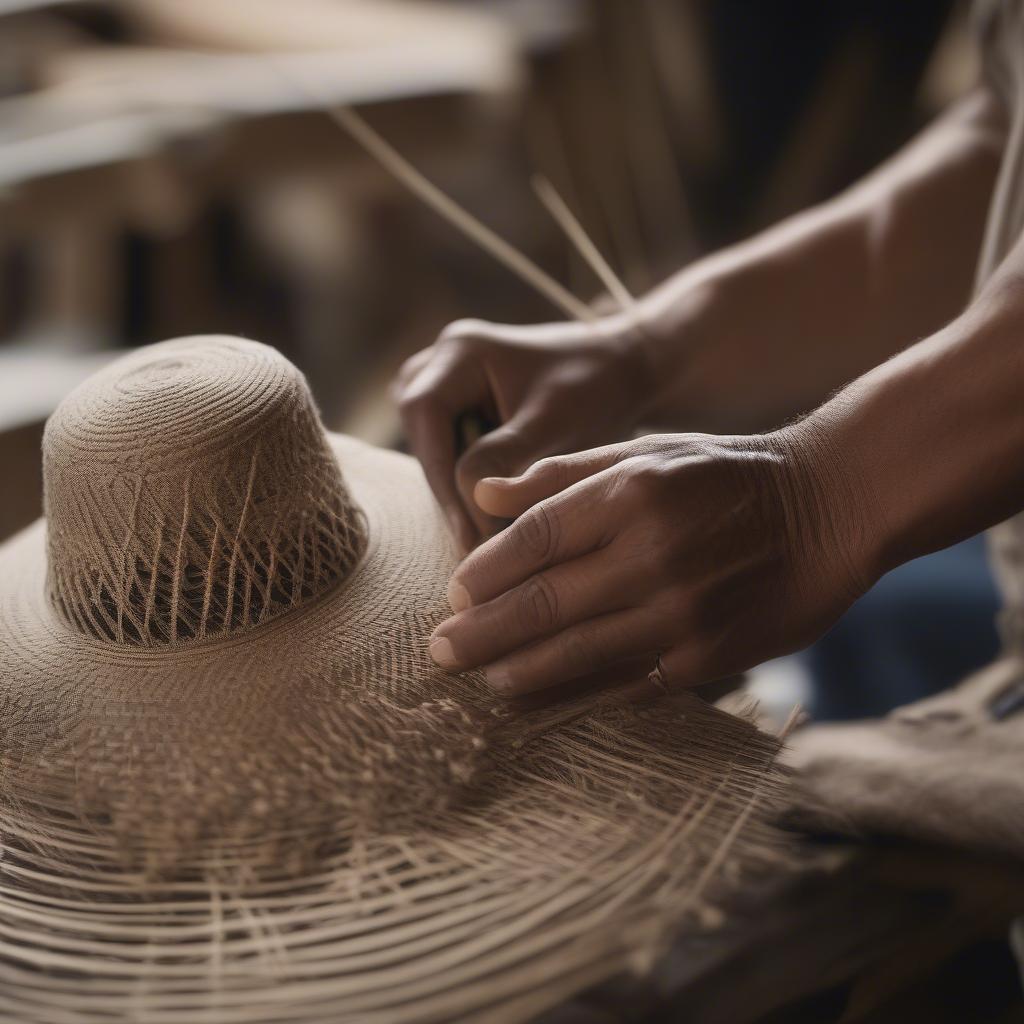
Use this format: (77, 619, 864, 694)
(794, 242, 1024, 587)
(635, 89, 1005, 432)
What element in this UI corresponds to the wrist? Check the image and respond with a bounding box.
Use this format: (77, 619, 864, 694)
(624, 274, 722, 426)
(769, 412, 886, 603)
(784, 293, 1024, 585)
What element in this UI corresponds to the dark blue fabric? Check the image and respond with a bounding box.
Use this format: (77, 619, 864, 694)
(803, 534, 1001, 721)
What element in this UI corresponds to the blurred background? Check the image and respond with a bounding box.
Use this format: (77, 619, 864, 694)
(0, 0, 995, 719)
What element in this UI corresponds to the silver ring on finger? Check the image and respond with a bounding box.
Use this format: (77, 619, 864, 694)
(648, 652, 669, 694)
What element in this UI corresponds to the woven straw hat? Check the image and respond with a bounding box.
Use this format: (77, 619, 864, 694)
(0, 336, 787, 1023)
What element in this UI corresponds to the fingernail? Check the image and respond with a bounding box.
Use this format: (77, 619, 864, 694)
(429, 636, 458, 670)
(448, 579, 471, 612)
(485, 662, 513, 693)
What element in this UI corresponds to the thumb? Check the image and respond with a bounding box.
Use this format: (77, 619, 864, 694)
(455, 417, 550, 540)
(475, 441, 630, 518)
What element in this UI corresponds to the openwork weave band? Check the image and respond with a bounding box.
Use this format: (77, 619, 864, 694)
(43, 337, 367, 647)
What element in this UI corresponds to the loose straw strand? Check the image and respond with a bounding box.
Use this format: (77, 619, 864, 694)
(326, 106, 596, 324)
(268, 60, 594, 324)
(531, 174, 635, 313)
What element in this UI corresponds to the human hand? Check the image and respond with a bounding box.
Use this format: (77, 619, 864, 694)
(428, 430, 874, 696)
(393, 316, 657, 552)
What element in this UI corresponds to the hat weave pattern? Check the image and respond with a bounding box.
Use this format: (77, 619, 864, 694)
(0, 337, 791, 1023)
(43, 339, 366, 647)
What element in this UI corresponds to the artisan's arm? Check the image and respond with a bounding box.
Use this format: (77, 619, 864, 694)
(640, 88, 1007, 431)
(426, 246, 1024, 697)
(804, 233, 1024, 585)
(398, 90, 1006, 550)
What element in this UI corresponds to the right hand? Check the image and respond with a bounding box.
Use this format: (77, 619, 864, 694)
(393, 316, 657, 551)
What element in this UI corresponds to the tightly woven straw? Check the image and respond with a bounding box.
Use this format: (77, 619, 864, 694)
(44, 339, 366, 647)
(0, 337, 790, 1023)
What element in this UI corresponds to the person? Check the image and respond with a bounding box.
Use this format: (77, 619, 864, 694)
(395, 7, 1024, 704)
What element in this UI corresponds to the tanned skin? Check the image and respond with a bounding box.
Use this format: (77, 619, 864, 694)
(394, 90, 1015, 697)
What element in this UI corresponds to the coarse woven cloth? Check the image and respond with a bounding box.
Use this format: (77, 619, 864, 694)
(786, 656, 1024, 860)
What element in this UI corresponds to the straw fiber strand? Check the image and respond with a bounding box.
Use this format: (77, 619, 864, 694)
(0, 695, 788, 1023)
(44, 337, 366, 647)
(0, 337, 791, 1023)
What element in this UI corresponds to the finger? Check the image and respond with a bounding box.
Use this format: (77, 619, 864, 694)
(398, 351, 489, 551)
(617, 667, 736, 703)
(449, 470, 618, 609)
(474, 442, 631, 519)
(508, 655, 653, 709)
(453, 398, 576, 541)
(482, 607, 666, 696)
(441, 319, 588, 346)
(454, 424, 535, 543)
(430, 546, 639, 670)
(403, 395, 476, 552)
(390, 345, 433, 396)
(655, 642, 726, 691)
(393, 318, 491, 398)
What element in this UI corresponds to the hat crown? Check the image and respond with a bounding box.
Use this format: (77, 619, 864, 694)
(42, 337, 367, 647)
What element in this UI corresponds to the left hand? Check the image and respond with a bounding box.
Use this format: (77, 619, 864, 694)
(428, 431, 874, 696)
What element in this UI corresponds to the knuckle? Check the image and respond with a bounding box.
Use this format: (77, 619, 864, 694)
(601, 463, 634, 505)
(516, 575, 559, 633)
(480, 424, 525, 458)
(620, 436, 658, 459)
(439, 318, 489, 346)
(455, 448, 492, 491)
(516, 503, 558, 563)
(560, 628, 597, 676)
(396, 345, 429, 376)
(530, 455, 566, 491)
(627, 456, 671, 501)
(396, 386, 434, 418)
(456, 429, 524, 485)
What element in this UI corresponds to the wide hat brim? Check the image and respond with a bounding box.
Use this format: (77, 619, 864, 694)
(0, 434, 789, 1023)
